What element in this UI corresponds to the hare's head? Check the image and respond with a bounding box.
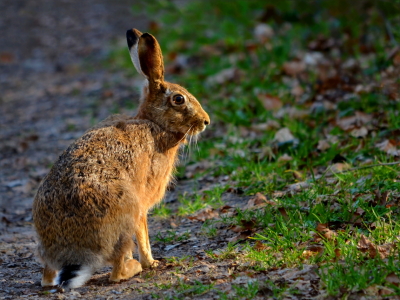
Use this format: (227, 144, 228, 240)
(127, 29, 210, 137)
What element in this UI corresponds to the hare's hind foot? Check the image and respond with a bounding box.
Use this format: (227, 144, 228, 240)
(41, 265, 58, 287)
(109, 258, 142, 282)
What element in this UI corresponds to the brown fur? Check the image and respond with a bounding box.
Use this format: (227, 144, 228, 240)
(32, 28, 210, 288)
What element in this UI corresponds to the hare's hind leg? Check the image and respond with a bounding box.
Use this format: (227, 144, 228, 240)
(109, 235, 142, 282)
(109, 256, 142, 282)
(135, 215, 159, 268)
(41, 264, 58, 286)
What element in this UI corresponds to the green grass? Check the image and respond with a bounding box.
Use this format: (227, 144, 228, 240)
(154, 230, 190, 244)
(107, 0, 400, 297)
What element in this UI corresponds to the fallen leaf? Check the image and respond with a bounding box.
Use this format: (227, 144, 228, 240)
(317, 140, 330, 151)
(350, 207, 365, 225)
(187, 207, 219, 222)
(287, 181, 310, 192)
(357, 234, 371, 250)
(228, 229, 253, 242)
(350, 126, 368, 138)
(307, 245, 325, 254)
(302, 250, 319, 259)
(274, 127, 295, 143)
(316, 223, 337, 240)
(251, 120, 281, 132)
(336, 111, 372, 131)
(274, 107, 309, 119)
(386, 272, 400, 287)
(244, 193, 276, 210)
(291, 85, 304, 100)
(257, 93, 283, 111)
(254, 23, 274, 43)
(374, 190, 390, 206)
(219, 205, 234, 213)
(278, 154, 293, 162)
(278, 207, 289, 220)
(283, 60, 306, 76)
(206, 68, 241, 85)
(376, 140, 400, 156)
(357, 234, 393, 259)
(334, 248, 341, 258)
(253, 241, 272, 251)
(329, 162, 351, 173)
(379, 286, 396, 296)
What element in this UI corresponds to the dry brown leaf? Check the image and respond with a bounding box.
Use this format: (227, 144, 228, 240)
(206, 68, 242, 85)
(278, 207, 289, 220)
(257, 93, 283, 111)
(379, 286, 396, 296)
(228, 230, 253, 242)
(374, 190, 390, 206)
(253, 240, 272, 252)
(386, 272, 400, 287)
(244, 192, 276, 210)
(307, 245, 325, 254)
(376, 140, 400, 156)
(287, 181, 310, 192)
(302, 250, 319, 259)
(357, 234, 393, 259)
(219, 205, 234, 213)
(334, 248, 341, 258)
(317, 140, 330, 151)
(350, 126, 368, 138)
(230, 219, 257, 234)
(358, 234, 371, 250)
(274, 107, 309, 119)
(291, 85, 304, 100)
(316, 223, 337, 240)
(251, 120, 281, 132)
(350, 207, 365, 225)
(254, 23, 274, 43)
(187, 207, 219, 222)
(274, 127, 295, 143)
(329, 162, 351, 173)
(283, 60, 306, 76)
(278, 154, 293, 162)
(336, 111, 373, 131)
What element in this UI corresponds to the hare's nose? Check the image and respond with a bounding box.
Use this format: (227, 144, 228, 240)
(204, 120, 210, 125)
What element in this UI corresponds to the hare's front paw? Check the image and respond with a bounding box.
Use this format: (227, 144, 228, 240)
(141, 259, 159, 269)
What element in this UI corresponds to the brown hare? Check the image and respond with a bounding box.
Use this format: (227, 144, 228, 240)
(32, 28, 210, 289)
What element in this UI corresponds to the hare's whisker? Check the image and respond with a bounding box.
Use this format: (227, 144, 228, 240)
(194, 134, 200, 155)
(174, 125, 193, 148)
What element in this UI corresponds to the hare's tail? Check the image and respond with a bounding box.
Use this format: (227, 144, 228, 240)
(57, 265, 93, 288)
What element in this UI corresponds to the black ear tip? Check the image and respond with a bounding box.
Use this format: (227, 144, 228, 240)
(126, 29, 139, 50)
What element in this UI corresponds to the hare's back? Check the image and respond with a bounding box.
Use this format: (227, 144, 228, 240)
(33, 117, 154, 253)
(37, 116, 154, 207)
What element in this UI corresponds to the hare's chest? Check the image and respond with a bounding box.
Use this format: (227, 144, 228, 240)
(150, 152, 175, 182)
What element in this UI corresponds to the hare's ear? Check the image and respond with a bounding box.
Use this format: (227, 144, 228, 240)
(126, 29, 164, 83)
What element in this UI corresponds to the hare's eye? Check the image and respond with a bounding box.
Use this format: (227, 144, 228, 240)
(172, 94, 185, 105)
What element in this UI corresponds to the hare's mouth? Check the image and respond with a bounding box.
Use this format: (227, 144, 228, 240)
(188, 124, 206, 136)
